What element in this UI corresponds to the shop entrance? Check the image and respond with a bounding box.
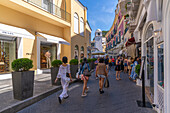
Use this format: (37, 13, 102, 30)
(40, 42, 57, 69)
(0, 36, 16, 73)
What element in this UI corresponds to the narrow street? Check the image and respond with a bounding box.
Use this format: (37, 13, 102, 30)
(18, 68, 156, 113)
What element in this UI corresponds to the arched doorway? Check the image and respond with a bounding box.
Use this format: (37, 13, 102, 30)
(144, 24, 154, 100)
(74, 45, 79, 59)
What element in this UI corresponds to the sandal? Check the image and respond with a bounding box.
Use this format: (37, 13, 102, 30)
(81, 93, 87, 97)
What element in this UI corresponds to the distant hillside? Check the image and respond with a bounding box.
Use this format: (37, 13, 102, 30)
(102, 31, 108, 37)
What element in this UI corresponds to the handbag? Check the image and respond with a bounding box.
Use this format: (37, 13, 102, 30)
(83, 63, 91, 77)
(104, 77, 109, 88)
(66, 65, 70, 77)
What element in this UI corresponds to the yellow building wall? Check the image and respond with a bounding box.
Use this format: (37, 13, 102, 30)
(22, 38, 37, 70)
(70, 0, 91, 60)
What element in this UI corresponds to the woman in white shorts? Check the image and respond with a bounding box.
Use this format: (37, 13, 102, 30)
(96, 58, 108, 94)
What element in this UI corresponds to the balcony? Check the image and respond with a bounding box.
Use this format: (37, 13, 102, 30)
(25, 0, 71, 22)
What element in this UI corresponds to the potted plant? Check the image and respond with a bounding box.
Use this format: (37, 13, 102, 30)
(69, 59, 78, 78)
(51, 60, 62, 86)
(135, 64, 142, 86)
(11, 58, 34, 100)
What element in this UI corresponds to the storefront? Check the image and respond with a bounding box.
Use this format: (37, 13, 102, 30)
(143, 24, 155, 102)
(40, 42, 57, 69)
(36, 32, 69, 74)
(0, 23, 35, 74)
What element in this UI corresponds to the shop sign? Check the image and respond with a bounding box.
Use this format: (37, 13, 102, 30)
(26, 53, 34, 55)
(1, 31, 14, 36)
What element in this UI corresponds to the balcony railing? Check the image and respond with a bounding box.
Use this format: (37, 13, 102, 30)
(25, 0, 71, 23)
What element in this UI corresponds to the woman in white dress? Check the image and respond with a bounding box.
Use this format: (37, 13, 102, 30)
(55, 56, 72, 104)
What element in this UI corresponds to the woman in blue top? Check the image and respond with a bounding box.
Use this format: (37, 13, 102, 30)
(129, 57, 139, 82)
(79, 58, 90, 97)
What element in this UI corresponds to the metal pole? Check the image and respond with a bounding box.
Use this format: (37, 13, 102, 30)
(142, 70, 146, 107)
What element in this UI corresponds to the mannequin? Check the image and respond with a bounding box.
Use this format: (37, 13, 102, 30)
(45, 50, 51, 68)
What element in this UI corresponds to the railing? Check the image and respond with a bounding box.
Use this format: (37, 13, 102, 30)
(25, 0, 71, 23)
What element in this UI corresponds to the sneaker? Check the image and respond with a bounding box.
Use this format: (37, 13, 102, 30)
(64, 95, 69, 99)
(81, 93, 87, 97)
(58, 97, 62, 104)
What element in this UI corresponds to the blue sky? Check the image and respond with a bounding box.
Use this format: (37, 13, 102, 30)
(79, 0, 118, 40)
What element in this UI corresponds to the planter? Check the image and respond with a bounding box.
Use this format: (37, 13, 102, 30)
(136, 78, 142, 86)
(70, 65, 78, 78)
(51, 67, 61, 86)
(90, 61, 95, 70)
(12, 71, 34, 100)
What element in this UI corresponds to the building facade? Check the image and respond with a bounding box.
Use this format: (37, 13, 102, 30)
(0, 0, 91, 74)
(71, 0, 92, 60)
(105, 4, 126, 58)
(119, 0, 170, 113)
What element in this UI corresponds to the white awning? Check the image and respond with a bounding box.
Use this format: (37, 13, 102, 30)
(0, 23, 35, 39)
(146, 0, 157, 23)
(38, 32, 70, 45)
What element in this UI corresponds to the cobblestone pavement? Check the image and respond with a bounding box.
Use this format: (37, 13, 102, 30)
(18, 68, 157, 113)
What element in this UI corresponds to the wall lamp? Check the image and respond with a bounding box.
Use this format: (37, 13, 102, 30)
(153, 28, 162, 37)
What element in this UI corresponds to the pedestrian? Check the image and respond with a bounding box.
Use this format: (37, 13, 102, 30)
(96, 58, 108, 94)
(55, 56, 72, 104)
(95, 58, 100, 80)
(109, 56, 112, 69)
(105, 55, 109, 72)
(129, 57, 139, 82)
(124, 57, 128, 73)
(115, 56, 121, 80)
(79, 58, 91, 97)
(128, 57, 133, 76)
(112, 57, 115, 67)
(120, 57, 124, 72)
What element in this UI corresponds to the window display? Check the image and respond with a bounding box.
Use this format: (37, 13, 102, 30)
(158, 44, 164, 88)
(40, 43, 57, 69)
(0, 40, 16, 73)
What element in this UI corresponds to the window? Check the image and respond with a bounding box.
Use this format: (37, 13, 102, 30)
(74, 13, 79, 34)
(81, 46, 84, 58)
(158, 44, 164, 88)
(80, 17, 84, 36)
(74, 45, 79, 59)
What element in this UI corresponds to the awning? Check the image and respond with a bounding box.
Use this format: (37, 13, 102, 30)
(0, 23, 35, 39)
(146, 0, 157, 23)
(38, 32, 70, 45)
(92, 51, 105, 55)
(125, 37, 136, 47)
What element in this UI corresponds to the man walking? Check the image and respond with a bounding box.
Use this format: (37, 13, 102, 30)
(105, 55, 109, 72)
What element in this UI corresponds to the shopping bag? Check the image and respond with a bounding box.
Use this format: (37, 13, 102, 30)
(76, 72, 80, 79)
(104, 77, 109, 88)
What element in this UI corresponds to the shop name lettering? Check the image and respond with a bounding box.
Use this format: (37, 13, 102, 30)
(2, 31, 14, 35)
(26, 53, 33, 55)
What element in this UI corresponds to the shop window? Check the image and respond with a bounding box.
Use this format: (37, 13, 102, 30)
(158, 44, 164, 88)
(146, 37, 154, 95)
(74, 13, 79, 34)
(80, 17, 84, 36)
(0, 37, 16, 73)
(40, 42, 57, 69)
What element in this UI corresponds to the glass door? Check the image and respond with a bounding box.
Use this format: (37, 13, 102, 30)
(146, 37, 154, 97)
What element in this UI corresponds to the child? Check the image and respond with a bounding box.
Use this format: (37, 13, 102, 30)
(55, 56, 72, 104)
